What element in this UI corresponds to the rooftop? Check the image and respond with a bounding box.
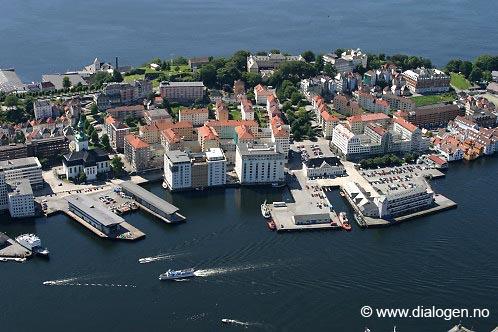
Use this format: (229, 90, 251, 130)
(120, 181, 179, 215)
(0, 157, 41, 171)
(165, 150, 191, 163)
(67, 194, 124, 227)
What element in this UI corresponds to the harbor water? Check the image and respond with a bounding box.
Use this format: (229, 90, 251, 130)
(1, 157, 497, 331)
(1, 0, 498, 81)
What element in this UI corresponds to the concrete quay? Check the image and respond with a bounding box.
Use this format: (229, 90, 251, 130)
(0, 232, 32, 259)
(269, 170, 346, 233)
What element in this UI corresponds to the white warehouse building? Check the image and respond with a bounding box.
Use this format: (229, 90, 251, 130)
(235, 142, 285, 184)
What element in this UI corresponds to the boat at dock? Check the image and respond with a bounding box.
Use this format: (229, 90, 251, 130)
(260, 200, 271, 218)
(271, 182, 285, 188)
(15, 234, 49, 257)
(0, 257, 26, 263)
(267, 219, 276, 231)
(339, 212, 352, 231)
(159, 268, 196, 280)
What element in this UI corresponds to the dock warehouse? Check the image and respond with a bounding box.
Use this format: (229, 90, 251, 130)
(119, 181, 186, 223)
(67, 195, 123, 235)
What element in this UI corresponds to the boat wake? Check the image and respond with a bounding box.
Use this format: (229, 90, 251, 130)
(221, 318, 262, 328)
(194, 262, 273, 277)
(138, 253, 184, 264)
(43, 276, 136, 288)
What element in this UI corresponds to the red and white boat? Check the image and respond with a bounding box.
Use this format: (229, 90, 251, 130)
(339, 212, 352, 231)
(267, 219, 276, 231)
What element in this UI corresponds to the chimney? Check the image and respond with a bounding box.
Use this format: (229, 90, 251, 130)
(115, 57, 119, 71)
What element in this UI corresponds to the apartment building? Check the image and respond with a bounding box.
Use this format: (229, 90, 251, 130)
(357, 92, 390, 113)
(402, 68, 450, 94)
(215, 100, 229, 121)
(159, 81, 205, 103)
(382, 94, 415, 112)
(33, 100, 54, 120)
(0, 157, 42, 211)
(179, 108, 209, 127)
(247, 53, 303, 73)
(240, 96, 255, 120)
(105, 115, 130, 152)
(254, 84, 275, 105)
(107, 105, 145, 121)
(235, 143, 285, 184)
(124, 134, 151, 172)
(396, 104, 463, 128)
(163, 148, 227, 190)
(7, 179, 35, 218)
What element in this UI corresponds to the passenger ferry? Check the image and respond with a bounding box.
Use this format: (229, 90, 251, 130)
(15, 234, 49, 257)
(159, 268, 196, 280)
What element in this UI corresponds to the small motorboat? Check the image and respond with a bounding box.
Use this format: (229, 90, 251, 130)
(260, 200, 271, 219)
(267, 219, 276, 231)
(339, 212, 352, 231)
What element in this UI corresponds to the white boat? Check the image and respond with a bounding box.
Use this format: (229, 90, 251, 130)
(159, 268, 195, 280)
(15, 234, 49, 257)
(162, 182, 168, 189)
(271, 182, 285, 188)
(260, 200, 271, 219)
(0, 257, 26, 263)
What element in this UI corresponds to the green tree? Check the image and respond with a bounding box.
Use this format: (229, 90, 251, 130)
(90, 130, 99, 145)
(241, 72, 262, 88)
(290, 91, 302, 105)
(314, 54, 324, 72)
(90, 102, 98, 115)
(445, 59, 462, 73)
(111, 155, 125, 176)
(4, 94, 19, 107)
(334, 48, 345, 57)
(469, 67, 483, 82)
(474, 55, 498, 72)
(161, 97, 170, 110)
(111, 70, 123, 83)
(199, 64, 217, 88)
(482, 70, 493, 82)
(301, 50, 315, 63)
(90, 72, 112, 87)
(101, 133, 110, 150)
(77, 170, 87, 183)
(459, 61, 473, 78)
(62, 76, 71, 89)
(323, 63, 336, 77)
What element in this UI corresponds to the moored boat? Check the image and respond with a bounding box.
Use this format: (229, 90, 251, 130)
(267, 219, 276, 231)
(339, 212, 352, 231)
(260, 200, 271, 218)
(15, 234, 49, 257)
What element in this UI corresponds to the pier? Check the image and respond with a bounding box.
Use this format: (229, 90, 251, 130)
(269, 170, 345, 232)
(0, 232, 32, 259)
(120, 181, 186, 223)
(64, 195, 145, 241)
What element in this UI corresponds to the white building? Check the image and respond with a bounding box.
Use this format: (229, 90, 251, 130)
(7, 179, 35, 218)
(206, 148, 227, 187)
(235, 143, 285, 184)
(240, 97, 255, 121)
(164, 150, 192, 190)
(402, 68, 450, 94)
(178, 108, 209, 127)
(164, 148, 227, 190)
(159, 81, 205, 103)
(331, 124, 370, 157)
(33, 99, 53, 120)
(0, 157, 42, 212)
(374, 183, 434, 218)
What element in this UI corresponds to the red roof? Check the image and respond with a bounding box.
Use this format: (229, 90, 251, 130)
(205, 119, 258, 128)
(180, 108, 208, 115)
(105, 115, 116, 125)
(125, 134, 149, 149)
(428, 154, 447, 166)
(198, 125, 218, 140)
(394, 117, 418, 132)
(347, 113, 390, 123)
(235, 125, 255, 140)
(321, 111, 339, 122)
